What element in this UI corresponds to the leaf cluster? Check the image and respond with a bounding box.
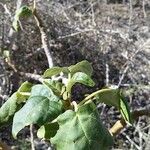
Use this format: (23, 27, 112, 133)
(0, 60, 132, 150)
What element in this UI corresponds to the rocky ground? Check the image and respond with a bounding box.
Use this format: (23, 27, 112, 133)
(0, 0, 150, 149)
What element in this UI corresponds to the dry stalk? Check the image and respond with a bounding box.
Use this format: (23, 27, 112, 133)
(33, 7, 53, 68)
(109, 109, 150, 136)
(30, 124, 35, 150)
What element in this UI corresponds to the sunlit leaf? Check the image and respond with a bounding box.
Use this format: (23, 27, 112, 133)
(43, 79, 63, 96)
(68, 60, 93, 76)
(0, 82, 33, 127)
(51, 102, 113, 150)
(0, 93, 21, 127)
(17, 81, 33, 103)
(66, 72, 95, 92)
(43, 67, 68, 78)
(12, 85, 63, 138)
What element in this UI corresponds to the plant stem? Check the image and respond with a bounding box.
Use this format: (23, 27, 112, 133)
(79, 88, 112, 106)
(72, 101, 78, 112)
(109, 109, 150, 136)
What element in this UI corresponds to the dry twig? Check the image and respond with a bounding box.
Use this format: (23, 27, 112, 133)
(32, 2, 53, 68)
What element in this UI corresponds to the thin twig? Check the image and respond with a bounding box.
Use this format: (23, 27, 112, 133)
(129, 0, 133, 26)
(122, 132, 140, 150)
(33, 2, 53, 68)
(105, 63, 109, 86)
(20, 72, 43, 82)
(117, 45, 142, 88)
(30, 124, 35, 150)
(58, 29, 94, 39)
(143, 0, 147, 18)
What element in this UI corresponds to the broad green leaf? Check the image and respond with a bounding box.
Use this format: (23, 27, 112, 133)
(43, 79, 64, 96)
(43, 67, 68, 78)
(51, 102, 113, 150)
(0, 82, 33, 127)
(12, 6, 32, 31)
(0, 93, 21, 127)
(68, 60, 93, 76)
(94, 88, 132, 123)
(30, 84, 61, 103)
(37, 122, 59, 139)
(66, 72, 95, 92)
(12, 94, 63, 138)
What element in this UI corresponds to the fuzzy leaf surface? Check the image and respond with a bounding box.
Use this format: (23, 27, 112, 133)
(66, 72, 95, 92)
(68, 60, 93, 76)
(51, 102, 113, 150)
(0, 93, 21, 127)
(12, 85, 63, 138)
(43, 79, 63, 96)
(43, 67, 68, 78)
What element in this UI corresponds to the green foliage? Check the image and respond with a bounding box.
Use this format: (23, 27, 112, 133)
(43, 60, 93, 78)
(12, 84, 63, 138)
(89, 88, 132, 123)
(43, 67, 68, 78)
(66, 72, 95, 93)
(0, 81, 32, 127)
(0, 93, 20, 127)
(0, 60, 132, 149)
(68, 60, 93, 76)
(12, 5, 32, 31)
(43, 79, 64, 96)
(51, 102, 113, 150)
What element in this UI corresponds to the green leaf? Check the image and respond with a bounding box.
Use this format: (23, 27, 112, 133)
(51, 102, 113, 150)
(12, 5, 32, 31)
(12, 84, 63, 138)
(15, 6, 32, 18)
(12, 20, 20, 31)
(43, 79, 64, 96)
(18, 81, 33, 93)
(94, 88, 132, 124)
(0, 82, 33, 127)
(119, 94, 132, 124)
(43, 67, 68, 78)
(68, 60, 93, 76)
(37, 122, 59, 139)
(66, 72, 95, 92)
(17, 81, 33, 103)
(0, 93, 21, 127)
(30, 84, 53, 97)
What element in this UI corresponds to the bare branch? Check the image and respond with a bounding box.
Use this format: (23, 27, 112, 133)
(33, 7, 53, 68)
(19, 72, 43, 82)
(30, 124, 35, 150)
